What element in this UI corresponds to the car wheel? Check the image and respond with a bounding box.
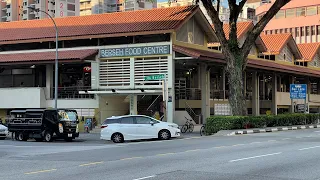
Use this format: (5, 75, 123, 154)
(44, 131, 53, 142)
(158, 130, 171, 140)
(111, 133, 124, 143)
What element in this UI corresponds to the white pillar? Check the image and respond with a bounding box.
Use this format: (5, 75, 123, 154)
(129, 95, 137, 115)
(200, 64, 210, 123)
(167, 55, 175, 123)
(272, 73, 277, 115)
(46, 64, 53, 99)
(252, 71, 260, 116)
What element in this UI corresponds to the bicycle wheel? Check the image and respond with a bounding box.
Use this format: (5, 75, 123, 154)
(200, 125, 205, 136)
(181, 125, 188, 133)
(188, 123, 194, 133)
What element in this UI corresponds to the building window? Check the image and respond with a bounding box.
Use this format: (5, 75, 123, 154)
(311, 26, 315, 35)
(296, 27, 300, 37)
(318, 6, 320, 14)
(284, 28, 288, 33)
(307, 6, 317, 16)
(301, 27, 305, 36)
(67, 4, 75, 11)
(296, 7, 306, 17)
(306, 26, 310, 36)
(275, 29, 278, 34)
(286, 9, 295, 18)
(317, 25, 320, 35)
(275, 10, 285, 19)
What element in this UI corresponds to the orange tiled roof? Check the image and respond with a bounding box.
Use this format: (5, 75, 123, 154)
(297, 43, 320, 62)
(0, 6, 198, 44)
(0, 49, 98, 64)
(260, 33, 292, 54)
(211, 21, 252, 40)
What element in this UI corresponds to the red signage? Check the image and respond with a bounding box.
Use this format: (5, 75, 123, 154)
(83, 66, 91, 72)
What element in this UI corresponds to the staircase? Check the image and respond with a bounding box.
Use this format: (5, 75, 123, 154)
(185, 102, 201, 124)
(138, 95, 162, 117)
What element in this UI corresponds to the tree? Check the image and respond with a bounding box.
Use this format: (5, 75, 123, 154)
(195, 0, 291, 115)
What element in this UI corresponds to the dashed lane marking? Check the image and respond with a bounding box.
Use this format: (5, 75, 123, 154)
(133, 175, 156, 180)
(79, 161, 104, 167)
(229, 152, 282, 162)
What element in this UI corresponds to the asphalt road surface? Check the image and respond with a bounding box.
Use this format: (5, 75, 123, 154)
(2, 129, 320, 180)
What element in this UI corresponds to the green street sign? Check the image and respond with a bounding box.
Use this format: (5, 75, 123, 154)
(144, 74, 165, 81)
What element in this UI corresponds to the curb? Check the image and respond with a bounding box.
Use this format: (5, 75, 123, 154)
(233, 124, 320, 135)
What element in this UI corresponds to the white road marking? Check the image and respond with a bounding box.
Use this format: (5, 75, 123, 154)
(299, 146, 320, 151)
(229, 152, 282, 162)
(133, 175, 156, 180)
(24, 169, 57, 175)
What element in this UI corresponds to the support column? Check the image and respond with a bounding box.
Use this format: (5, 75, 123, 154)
(272, 73, 277, 115)
(252, 71, 260, 116)
(290, 76, 295, 113)
(200, 64, 210, 123)
(46, 64, 53, 99)
(167, 55, 175, 123)
(222, 68, 226, 100)
(129, 95, 137, 115)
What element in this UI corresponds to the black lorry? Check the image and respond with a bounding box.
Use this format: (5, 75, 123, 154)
(7, 109, 79, 142)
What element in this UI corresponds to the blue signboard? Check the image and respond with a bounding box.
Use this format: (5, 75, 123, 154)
(100, 45, 170, 58)
(290, 84, 307, 99)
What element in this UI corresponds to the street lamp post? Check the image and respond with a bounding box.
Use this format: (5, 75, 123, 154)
(27, 6, 58, 109)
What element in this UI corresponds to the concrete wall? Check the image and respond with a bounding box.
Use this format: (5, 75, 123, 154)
(174, 110, 194, 126)
(98, 95, 129, 123)
(0, 87, 45, 108)
(46, 99, 99, 109)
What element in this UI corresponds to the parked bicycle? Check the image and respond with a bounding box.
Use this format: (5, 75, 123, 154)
(200, 124, 206, 136)
(181, 117, 194, 133)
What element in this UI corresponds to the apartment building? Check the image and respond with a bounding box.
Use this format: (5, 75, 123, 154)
(256, 0, 320, 44)
(0, 0, 79, 22)
(80, 0, 156, 16)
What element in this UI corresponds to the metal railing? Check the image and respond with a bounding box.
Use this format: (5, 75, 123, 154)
(52, 86, 94, 99)
(185, 102, 201, 124)
(176, 88, 231, 100)
(146, 95, 161, 112)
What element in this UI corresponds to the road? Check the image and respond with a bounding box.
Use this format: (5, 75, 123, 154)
(2, 129, 320, 180)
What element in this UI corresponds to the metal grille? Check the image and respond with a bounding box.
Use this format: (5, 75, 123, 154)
(134, 56, 168, 86)
(99, 58, 130, 87)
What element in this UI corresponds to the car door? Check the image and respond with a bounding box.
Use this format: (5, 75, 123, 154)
(134, 116, 158, 139)
(119, 117, 137, 140)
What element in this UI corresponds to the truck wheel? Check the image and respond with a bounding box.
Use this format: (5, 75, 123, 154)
(44, 131, 53, 142)
(17, 132, 28, 141)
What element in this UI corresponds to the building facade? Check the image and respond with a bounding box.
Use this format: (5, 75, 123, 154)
(80, 0, 156, 16)
(0, 0, 80, 22)
(256, 0, 320, 44)
(0, 5, 320, 128)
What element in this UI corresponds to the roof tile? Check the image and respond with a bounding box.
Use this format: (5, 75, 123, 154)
(260, 33, 291, 54)
(0, 49, 98, 63)
(297, 43, 320, 61)
(0, 6, 198, 43)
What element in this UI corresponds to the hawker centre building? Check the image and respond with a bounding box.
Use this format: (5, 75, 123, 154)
(0, 5, 320, 126)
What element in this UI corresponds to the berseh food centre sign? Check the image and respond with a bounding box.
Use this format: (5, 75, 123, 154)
(99, 45, 170, 58)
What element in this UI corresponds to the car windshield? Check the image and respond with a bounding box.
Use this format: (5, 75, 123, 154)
(58, 110, 77, 121)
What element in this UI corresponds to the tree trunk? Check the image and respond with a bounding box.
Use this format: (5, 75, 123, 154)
(225, 54, 247, 116)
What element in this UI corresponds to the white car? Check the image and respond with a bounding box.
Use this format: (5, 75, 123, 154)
(100, 115, 180, 143)
(0, 124, 9, 140)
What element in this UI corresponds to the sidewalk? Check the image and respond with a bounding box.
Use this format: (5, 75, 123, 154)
(214, 124, 320, 136)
